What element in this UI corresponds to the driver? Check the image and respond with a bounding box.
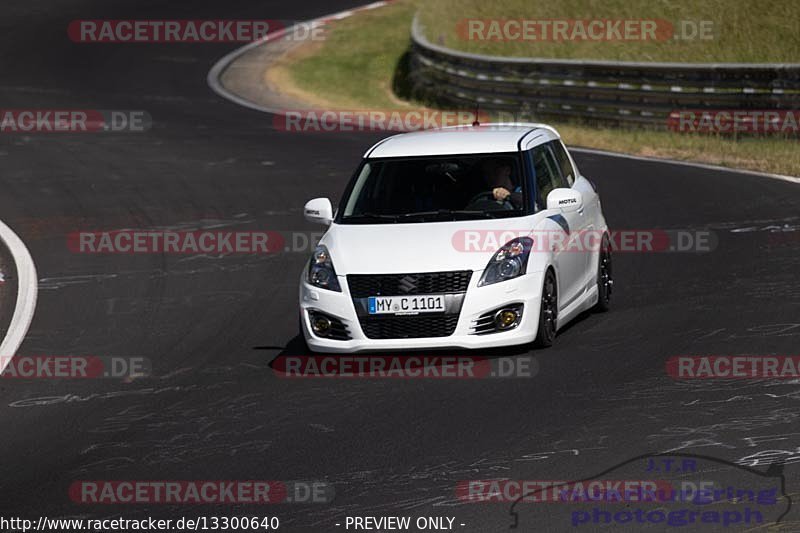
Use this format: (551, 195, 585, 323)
(484, 159, 522, 208)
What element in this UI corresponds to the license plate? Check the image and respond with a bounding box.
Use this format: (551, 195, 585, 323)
(368, 295, 445, 315)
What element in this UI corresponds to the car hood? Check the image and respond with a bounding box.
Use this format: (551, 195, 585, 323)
(321, 217, 539, 274)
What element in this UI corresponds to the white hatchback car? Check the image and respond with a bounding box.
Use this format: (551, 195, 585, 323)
(299, 124, 612, 353)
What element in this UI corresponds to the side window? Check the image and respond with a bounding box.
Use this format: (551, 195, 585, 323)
(549, 140, 576, 187)
(528, 145, 561, 208)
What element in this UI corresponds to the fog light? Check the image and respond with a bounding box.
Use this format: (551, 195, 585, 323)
(311, 314, 331, 335)
(494, 308, 520, 330)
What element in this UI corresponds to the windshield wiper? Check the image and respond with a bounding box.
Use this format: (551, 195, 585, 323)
(343, 212, 400, 222)
(398, 209, 497, 220)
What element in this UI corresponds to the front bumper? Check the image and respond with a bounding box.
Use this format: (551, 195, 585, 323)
(298, 270, 544, 353)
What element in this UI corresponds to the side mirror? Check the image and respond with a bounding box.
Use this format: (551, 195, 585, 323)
(304, 198, 333, 225)
(546, 188, 583, 213)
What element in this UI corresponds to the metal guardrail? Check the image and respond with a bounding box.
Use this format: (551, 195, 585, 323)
(408, 15, 800, 128)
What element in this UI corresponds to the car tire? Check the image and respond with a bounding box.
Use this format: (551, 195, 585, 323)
(594, 234, 613, 312)
(534, 269, 558, 348)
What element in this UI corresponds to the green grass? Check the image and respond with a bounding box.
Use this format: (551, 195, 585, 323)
(289, 1, 418, 109)
(285, 0, 800, 177)
(417, 0, 799, 62)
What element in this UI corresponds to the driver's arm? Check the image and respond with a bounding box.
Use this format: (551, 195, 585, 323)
(493, 186, 522, 208)
(492, 187, 511, 201)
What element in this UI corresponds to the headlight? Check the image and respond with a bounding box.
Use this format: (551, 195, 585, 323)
(478, 237, 533, 286)
(307, 245, 341, 292)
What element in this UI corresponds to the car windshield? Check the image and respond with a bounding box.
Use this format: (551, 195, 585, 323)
(339, 153, 526, 224)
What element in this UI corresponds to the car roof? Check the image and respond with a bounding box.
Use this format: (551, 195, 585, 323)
(364, 123, 561, 158)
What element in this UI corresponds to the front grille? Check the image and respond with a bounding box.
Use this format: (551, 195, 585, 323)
(348, 271, 471, 340)
(360, 314, 459, 339)
(347, 271, 472, 298)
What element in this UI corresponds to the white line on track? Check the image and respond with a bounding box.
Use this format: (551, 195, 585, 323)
(0, 219, 38, 373)
(570, 147, 800, 185)
(207, 1, 391, 115)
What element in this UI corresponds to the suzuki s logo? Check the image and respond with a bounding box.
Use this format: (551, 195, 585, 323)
(398, 276, 417, 294)
(559, 198, 577, 205)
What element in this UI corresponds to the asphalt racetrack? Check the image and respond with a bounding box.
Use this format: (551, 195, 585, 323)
(0, 1, 798, 532)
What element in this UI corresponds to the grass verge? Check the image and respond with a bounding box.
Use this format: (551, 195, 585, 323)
(416, 0, 799, 63)
(283, 0, 800, 177)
